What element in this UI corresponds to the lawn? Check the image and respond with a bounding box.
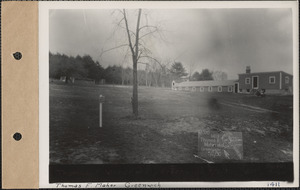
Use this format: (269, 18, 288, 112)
(50, 82, 293, 164)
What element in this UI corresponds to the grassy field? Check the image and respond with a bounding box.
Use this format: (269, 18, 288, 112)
(50, 82, 293, 164)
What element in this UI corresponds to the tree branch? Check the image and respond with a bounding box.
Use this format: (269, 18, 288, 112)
(137, 61, 150, 65)
(135, 9, 142, 58)
(123, 9, 135, 56)
(139, 25, 158, 31)
(115, 17, 136, 37)
(100, 44, 129, 57)
(140, 55, 172, 72)
(139, 29, 159, 39)
(140, 55, 161, 66)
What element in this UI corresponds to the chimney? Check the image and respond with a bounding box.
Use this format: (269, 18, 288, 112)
(246, 66, 251, 74)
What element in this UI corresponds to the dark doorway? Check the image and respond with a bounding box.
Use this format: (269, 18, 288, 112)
(252, 76, 258, 89)
(234, 83, 238, 93)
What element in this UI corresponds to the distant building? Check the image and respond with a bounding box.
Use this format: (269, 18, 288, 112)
(172, 80, 236, 93)
(60, 76, 67, 82)
(59, 76, 95, 85)
(59, 76, 75, 83)
(237, 67, 293, 94)
(99, 79, 106, 85)
(172, 66, 293, 95)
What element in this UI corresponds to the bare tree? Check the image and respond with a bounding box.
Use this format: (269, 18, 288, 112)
(101, 9, 164, 117)
(188, 61, 197, 81)
(122, 9, 141, 116)
(213, 70, 228, 81)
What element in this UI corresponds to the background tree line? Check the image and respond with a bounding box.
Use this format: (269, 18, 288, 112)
(50, 52, 174, 87)
(49, 52, 104, 83)
(50, 52, 227, 86)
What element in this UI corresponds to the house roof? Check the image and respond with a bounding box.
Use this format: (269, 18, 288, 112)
(238, 71, 293, 76)
(173, 80, 237, 87)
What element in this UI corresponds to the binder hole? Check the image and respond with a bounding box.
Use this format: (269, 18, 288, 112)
(13, 52, 22, 60)
(13, 132, 22, 141)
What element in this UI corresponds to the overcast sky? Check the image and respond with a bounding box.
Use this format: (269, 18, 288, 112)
(50, 8, 293, 79)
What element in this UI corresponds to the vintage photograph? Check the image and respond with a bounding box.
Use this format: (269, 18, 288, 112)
(49, 8, 294, 166)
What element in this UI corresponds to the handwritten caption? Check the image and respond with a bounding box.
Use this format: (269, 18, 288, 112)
(55, 182, 161, 188)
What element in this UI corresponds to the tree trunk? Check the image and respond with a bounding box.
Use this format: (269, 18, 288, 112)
(123, 8, 142, 117)
(121, 68, 124, 85)
(145, 71, 148, 87)
(132, 58, 138, 116)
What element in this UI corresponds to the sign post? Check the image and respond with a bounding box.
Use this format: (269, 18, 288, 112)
(99, 95, 105, 127)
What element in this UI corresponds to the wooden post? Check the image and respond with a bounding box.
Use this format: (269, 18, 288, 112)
(99, 95, 105, 127)
(99, 103, 102, 127)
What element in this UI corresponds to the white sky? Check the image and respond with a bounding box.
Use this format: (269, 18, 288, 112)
(49, 8, 293, 79)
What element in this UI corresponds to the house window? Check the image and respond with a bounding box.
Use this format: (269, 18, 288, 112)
(285, 76, 289, 84)
(208, 86, 212, 92)
(218, 86, 222, 92)
(200, 87, 204, 92)
(269, 76, 275, 84)
(245, 78, 250, 84)
(228, 86, 232, 92)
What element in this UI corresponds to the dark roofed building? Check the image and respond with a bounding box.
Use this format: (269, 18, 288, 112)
(237, 66, 293, 94)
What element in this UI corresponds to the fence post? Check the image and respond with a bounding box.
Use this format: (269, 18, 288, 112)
(99, 95, 105, 127)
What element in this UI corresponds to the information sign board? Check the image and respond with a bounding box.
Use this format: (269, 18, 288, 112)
(198, 130, 243, 161)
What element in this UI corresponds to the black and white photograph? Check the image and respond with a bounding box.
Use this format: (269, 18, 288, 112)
(39, 1, 298, 187)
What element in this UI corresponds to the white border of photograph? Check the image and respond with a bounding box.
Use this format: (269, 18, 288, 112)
(39, 1, 299, 188)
